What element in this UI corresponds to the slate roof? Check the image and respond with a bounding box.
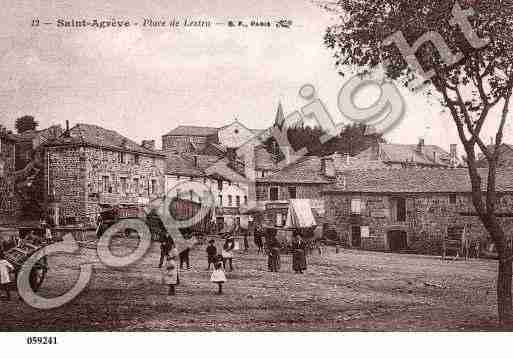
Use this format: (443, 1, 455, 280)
(476, 144, 513, 167)
(165, 153, 205, 177)
(204, 159, 248, 183)
(256, 156, 332, 184)
(356, 143, 453, 167)
(324, 167, 513, 193)
(46, 123, 163, 157)
(164, 125, 219, 137)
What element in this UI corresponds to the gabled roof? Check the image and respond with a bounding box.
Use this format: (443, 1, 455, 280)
(204, 159, 248, 183)
(256, 156, 332, 184)
(164, 125, 219, 137)
(165, 153, 205, 177)
(46, 123, 163, 157)
(356, 143, 453, 167)
(324, 167, 513, 194)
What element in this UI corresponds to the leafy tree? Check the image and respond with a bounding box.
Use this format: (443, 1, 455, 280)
(15, 115, 38, 134)
(323, 0, 513, 325)
(265, 122, 383, 159)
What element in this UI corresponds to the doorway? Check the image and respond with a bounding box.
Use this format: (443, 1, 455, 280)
(216, 217, 224, 233)
(388, 230, 408, 251)
(351, 226, 362, 248)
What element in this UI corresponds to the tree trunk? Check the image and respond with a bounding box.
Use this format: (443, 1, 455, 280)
(485, 217, 513, 327)
(497, 257, 513, 327)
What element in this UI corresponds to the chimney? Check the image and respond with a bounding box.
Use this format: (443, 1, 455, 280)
(141, 140, 155, 151)
(417, 138, 425, 153)
(432, 151, 438, 164)
(450, 144, 457, 167)
(64, 120, 70, 137)
(193, 155, 198, 167)
(321, 156, 335, 178)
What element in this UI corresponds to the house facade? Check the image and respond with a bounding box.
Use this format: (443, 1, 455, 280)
(0, 129, 20, 223)
(44, 124, 165, 226)
(255, 156, 335, 227)
(164, 153, 250, 231)
(323, 168, 513, 254)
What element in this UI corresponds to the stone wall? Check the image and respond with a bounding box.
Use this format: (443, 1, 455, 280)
(324, 192, 513, 254)
(46, 146, 87, 223)
(162, 135, 209, 153)
(256, 182, 324, 202)
(45, 145, 165, 226)
(0, 137, 20, 222)
(84, 147, 165, 224)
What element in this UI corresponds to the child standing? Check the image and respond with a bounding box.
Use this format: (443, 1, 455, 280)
(162, 244, 179, 296)
(0, 253, 14, 301)
(210, 255, 226, 295)
(206, 239, 217, 270)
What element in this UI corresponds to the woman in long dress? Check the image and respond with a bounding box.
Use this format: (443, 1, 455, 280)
(162, 244, 179, 295)
(222, 236, 235, 271)
(292, 231, 307, 274)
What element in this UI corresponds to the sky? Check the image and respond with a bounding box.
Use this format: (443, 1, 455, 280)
(0, 0, 510, 152)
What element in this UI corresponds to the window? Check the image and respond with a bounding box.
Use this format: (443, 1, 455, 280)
(118, 152, 125, 164)
(270, 187, 279, 201)
(351, 198, 362, 214)
(218, 195, 223, 206)
(236, 195, 241, 207)
(217, 180, 223, 191)
(134, 155, 140, 165)
(133, 178, 139, 194)
(449, 194, 457, 204)
(244, 195, 248, 205)
(394, 198, 406, 222)
(228, 195, 233, 207)
(102, 176, 110, 193)
(276, 213, 283, 227)
(151, 179, 157, 194)
(288, 186, 297, 199)
(120, 177, 128, 193)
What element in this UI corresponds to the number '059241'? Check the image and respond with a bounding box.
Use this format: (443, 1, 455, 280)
(26, 337, 58, 344)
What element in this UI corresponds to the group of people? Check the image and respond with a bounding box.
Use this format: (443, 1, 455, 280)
(159, 231, 236, 296)
(266, 229, 308, 274)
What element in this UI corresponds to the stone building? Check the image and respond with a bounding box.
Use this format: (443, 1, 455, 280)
(162, 120, 262, 154)
(164, 153, 250, 231)
(162, 126, 219, 154)
(0, 128, 20, 223)
(323, 168, 513, 254)
(255, 156, 335, 227)
(44, 124, 165, 226)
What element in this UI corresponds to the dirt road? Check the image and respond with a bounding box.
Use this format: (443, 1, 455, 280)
(0, 235, 503, 331)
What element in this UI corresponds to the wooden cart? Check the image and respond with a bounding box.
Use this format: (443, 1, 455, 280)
(1, 227, 48, 292)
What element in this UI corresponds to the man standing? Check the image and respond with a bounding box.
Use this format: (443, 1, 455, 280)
(159, 233, 172, 268)
(0, 253, 14, 301)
